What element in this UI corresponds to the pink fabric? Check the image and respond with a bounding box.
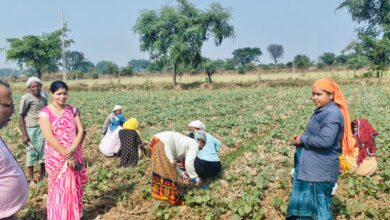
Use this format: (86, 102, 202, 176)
(40, 105, 87, 220)
(0, 138, 29, 218)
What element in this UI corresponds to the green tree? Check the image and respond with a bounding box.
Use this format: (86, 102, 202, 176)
(121, 64, 134, 76)
(128, 59, 150, 73)
(6, 28, 72, 78)
(223, 58, 236, 71)
(338, 0, 390, 36)
(267, 44, 284, 64)
(319, 52, 336, 66)
(133, 0, 234, 86)
(65, 51, 86, 72)
(336, 54, 348, 65)
(293, 54, 311, 69)
(356, 35, 390, 77)
(232, 47, 262, 72)
(346, 53, 369, 76)
(202, 59, 218, 83)
(147, 61, 164, 73)
(95, 61, 119, 75)
(338, 0, 390, 77)
(78, 61, 95, 73)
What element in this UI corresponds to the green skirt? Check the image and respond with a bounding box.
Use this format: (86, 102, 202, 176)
(286, 148, 335, 220)
(26, 127, 45, 166)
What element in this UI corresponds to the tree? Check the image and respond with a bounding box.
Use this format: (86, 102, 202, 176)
(232, 47, 262, 72)
(267, 44, 284, 64)
(223, 58, 236, 71)
(95, 61, 119, 75)
(128, 59, 150, 73)
(6, 28, 72, 78)
(65, 51, 86, 71)
(319, 52, 336, 66)
(77, 61, 95, 74)
(336, 54, 348, 65)
(120, 64, 134, 76)
(133, 0, 234, 86)
(202, 59, 218, 83)
(338, 0, 390, 37)
(355, 35, 390, 77)
(293, 54, 311, 69)
(346, 53, 369, 76)
(338, 0, 390, 77)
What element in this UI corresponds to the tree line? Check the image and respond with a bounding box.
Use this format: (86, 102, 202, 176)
(1, 0, 389, 84)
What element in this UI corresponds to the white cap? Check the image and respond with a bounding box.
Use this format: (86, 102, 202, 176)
(112, 105, 122, 112)
(26, 77, 42, 88)
(188, 120, 206, 130)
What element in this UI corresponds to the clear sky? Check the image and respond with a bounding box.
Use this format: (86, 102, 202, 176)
(0, 0, 358, 68)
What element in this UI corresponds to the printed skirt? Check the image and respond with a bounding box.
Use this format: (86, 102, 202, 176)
(150, 138, 182, 205)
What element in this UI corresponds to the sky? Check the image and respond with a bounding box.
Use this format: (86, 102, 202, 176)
(0, 0, 358, 68)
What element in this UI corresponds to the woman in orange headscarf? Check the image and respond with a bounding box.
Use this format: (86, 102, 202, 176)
(287, 78, 353, 219)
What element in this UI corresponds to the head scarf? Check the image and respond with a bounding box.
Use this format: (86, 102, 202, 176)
(193, 130, 207, 142)
(123, 118, 139, 130)
(112, 105, 122, 112)
(312, 78, 354, 155)
(26, 77, 42, 88)
(188, 120, 206, 130)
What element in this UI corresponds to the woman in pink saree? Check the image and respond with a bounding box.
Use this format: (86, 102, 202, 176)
(39, 80, 87, 220)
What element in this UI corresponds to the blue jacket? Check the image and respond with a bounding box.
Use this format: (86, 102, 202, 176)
(298, 101, 343, 183)
(109, 114, 126, 132)
(197, 133, 222, 162)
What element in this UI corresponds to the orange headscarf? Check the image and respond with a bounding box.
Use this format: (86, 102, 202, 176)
(312, 78, 354, 155)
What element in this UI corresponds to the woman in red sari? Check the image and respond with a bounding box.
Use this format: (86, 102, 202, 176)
(39, 80, 87, 220)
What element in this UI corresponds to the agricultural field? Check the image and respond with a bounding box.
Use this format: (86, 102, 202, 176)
(3, 79, 390, 219)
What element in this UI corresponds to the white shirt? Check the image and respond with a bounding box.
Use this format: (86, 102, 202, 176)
(154, 131, 199, 179)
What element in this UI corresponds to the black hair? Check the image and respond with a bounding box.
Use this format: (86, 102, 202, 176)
(0, 80, 10, 88)
(50, 80, 68, 93)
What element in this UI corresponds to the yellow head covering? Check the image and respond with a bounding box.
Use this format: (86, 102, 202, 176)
(123, 118, 139, 130)
(312, 78, 354, 155)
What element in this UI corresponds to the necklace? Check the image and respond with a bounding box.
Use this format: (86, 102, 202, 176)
(52, 103, 65, 112)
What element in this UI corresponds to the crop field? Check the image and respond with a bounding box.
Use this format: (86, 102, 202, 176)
(3, 81, 390, 219)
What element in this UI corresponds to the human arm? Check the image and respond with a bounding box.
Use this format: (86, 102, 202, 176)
(184, 147, 200, 184)
(300, 121, 341, 149)
(136, 136, 149, 158)
(211, 135, 222, 151)
(102, 114, 112, 134)
(19, 114, 30, 144)
(18, 96, 30, 144)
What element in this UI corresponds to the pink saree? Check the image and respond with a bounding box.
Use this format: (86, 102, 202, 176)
(40, 105, 87, 220)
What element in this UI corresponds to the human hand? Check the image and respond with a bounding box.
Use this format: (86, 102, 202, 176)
(67, 159, 76, 168)
(195, 178, 202, 187)
(182, 175, 190, 186)
(291, 135, 301, 146)
(64, 147, 75, 159)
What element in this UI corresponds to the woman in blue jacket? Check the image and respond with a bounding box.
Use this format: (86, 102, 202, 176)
(287, 78, 354, 220)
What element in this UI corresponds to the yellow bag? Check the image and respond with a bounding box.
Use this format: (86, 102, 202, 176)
(341, 147, 377, 176)
(356, 157, 377, 176)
